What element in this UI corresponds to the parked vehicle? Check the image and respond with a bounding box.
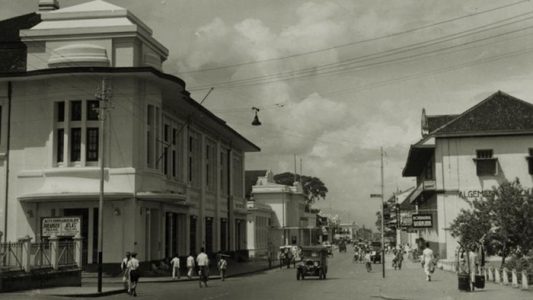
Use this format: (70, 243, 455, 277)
(370, 241, 382, 264)
(296, 246, 329, 280)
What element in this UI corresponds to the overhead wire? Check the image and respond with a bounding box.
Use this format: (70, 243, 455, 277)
(189, 10, 533, 90)
(175, 0, 531, 74)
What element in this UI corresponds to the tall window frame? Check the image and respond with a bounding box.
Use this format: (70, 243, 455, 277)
(54, 100, 100, 167)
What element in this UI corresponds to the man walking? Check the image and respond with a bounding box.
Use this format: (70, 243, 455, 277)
(127, 252, 140, 296)
(196, 248, 209, 287)
(121, 252, 131, 290)
(217, 255, 228, 281)
(421, 242, 435, 281)
(170, 253, 180, 280)
(187, 253, 195, 279)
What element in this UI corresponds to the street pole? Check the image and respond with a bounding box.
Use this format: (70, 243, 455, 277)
(381, 147, 385, 279)
(96, 78, 110, 293)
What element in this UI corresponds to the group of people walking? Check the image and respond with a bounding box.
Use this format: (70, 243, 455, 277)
(120, 248, 229, 296)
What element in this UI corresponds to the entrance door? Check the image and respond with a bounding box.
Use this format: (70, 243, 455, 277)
(205, 217, 213, 254)
(63, 208, 88, 266)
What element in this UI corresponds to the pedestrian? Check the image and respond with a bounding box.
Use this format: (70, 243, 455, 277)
(364, 250, 372, 272)
(121, 252, 131, 290)
(421, 242, 435, 281)
(170, 253, 180, 280)
(217, 255, 228, 281)
(187, 253, 195, 279)
(196, 248, 209, 288)
(127, 252, 140, 296)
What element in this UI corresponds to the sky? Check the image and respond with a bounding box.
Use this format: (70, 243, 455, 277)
(3, 0, 533, 229)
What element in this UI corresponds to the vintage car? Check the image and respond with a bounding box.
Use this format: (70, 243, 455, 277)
(370, 241, 382, 264)
(322, 241, 333, 256)
(296, 246, 328, 280)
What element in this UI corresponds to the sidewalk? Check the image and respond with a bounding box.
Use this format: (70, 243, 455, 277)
(377, 254, 533, 300)
(16, 258, 277, 297)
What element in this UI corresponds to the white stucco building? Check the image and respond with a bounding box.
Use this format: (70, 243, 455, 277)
(0, 0, 259, 267)
(402, 91, 533, 259)
(246, 170, 318, 257)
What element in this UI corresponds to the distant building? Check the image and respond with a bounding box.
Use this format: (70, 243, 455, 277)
(402, 91, 533, 259)
(0, 0, 259, 267)
(246, 170, 319, 257)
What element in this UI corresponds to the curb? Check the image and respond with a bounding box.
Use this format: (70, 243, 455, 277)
(60, 263, 280, 297)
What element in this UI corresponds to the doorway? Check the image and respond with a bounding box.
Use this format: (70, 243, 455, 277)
(63, 208, 89, 266)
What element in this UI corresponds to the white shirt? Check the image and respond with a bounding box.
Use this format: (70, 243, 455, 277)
(187, 256, 195, 268)
(422, 247, 434, 264)
(121, 257, 129, 271)
(171, 257, 180, 268)
(127, 257, 140, 270)
(196, 252, 209, 267)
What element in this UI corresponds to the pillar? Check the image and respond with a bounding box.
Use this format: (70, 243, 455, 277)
(73, 233, 83, 268)
(49, 234, 59, 270)
(19, 235, 32, 272)
(502, 268, 509, 285)
(521, 270, 529, 290)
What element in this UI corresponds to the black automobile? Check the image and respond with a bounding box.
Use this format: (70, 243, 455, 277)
(370, 242, 382, 264)
(296, 246, 328, 280)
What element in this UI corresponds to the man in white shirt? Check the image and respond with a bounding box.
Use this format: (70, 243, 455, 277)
(196, 248, 209, 287)
(186, 253, 195, 279)
(422, 242, 435, 281)
(170, 254, 180, 280)
(127, 252, 140, 296)
(121, 252, 131, 289)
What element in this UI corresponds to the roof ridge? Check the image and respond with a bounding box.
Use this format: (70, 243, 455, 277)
(430, 91, 503, 136)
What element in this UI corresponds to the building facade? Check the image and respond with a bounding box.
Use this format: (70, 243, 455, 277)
(402, 91, 533, 259)
(248, 170, 318, 253)
(0, 0, 259, 266)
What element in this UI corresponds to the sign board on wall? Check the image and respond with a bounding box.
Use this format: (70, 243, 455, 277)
(42, 217, 81, 237)
(412, 214, 433, 228)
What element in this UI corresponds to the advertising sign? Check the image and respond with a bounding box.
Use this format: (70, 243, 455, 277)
(412, 214, 433, 228)
(42, 217, 81, 237)
(400, 212, 413, 227)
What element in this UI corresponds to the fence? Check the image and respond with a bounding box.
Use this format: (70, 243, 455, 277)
(0, 242, 24, 271)
(0, 235, 82, 274)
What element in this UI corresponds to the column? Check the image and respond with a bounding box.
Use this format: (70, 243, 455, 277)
(73, 233, 83, 268)
(199, 134, 206, 251)
(49, 234, 59, 270)
(19, 235, 32, 272)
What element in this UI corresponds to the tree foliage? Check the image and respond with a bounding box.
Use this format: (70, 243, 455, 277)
(450, 179, 533, 266)
(273, 172, 328, 204)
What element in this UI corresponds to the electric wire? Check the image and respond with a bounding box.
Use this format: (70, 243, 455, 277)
(175, 0, 531, 74)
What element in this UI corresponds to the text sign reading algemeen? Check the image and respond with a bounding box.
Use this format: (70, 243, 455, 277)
(42, 217, 81, 237)
(412, 214, 433, 228)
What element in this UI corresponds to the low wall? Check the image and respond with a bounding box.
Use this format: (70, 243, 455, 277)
(0, 268, 81, 292)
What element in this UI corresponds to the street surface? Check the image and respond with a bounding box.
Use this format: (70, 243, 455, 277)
(5, 251, 533, 300)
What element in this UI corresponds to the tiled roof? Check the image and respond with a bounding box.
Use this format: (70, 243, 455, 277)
(434, 91, 533, 136)
(426, 114, 459, 134)
(0, 13, 41, 43)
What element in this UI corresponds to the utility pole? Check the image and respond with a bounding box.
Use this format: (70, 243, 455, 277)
(96, 78, 111, 293)
(380, 147, 385, 279)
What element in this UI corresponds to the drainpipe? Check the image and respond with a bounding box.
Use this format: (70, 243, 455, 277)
(226, 148, 231, 252)
(3, 81, 12, 243)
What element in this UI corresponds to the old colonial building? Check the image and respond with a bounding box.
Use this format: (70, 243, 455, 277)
(402, 91, 533, 259)
(0, 0, 259, 266)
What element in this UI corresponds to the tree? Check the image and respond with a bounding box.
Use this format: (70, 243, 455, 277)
(450, 179, 533, 267)
(273, 172, 328, 204)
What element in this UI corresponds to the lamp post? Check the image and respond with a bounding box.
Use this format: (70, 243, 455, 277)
(96, 78, 111, 293)
(370, 147, 385, 278)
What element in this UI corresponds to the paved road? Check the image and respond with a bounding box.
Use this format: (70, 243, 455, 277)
(5, 251, 533, 300)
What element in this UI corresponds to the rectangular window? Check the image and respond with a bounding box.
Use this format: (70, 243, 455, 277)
(188, 136, 194, 183)
(57, 102, 65, 122)
(206, 144, 210, 186)
(527, 148, 533, 175)
(172, 150, 177, 177)
(147, 105, 154, 167)
(220, 150, 228, 194)
(57, 129, 64, 163)
(163, 124, 170, 175)
(474, 149, 497, 176)
(70, 128, 81, 162)
(70, 100, 82, 121)
(86, 100, 99, 121)
(86, 128, 99, 162)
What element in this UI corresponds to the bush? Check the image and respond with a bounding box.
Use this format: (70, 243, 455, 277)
(503, 256, 533, 273)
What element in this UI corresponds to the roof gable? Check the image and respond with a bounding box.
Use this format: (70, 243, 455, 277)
(49, 0, 125, 13)
(434, 91, 533, 136)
